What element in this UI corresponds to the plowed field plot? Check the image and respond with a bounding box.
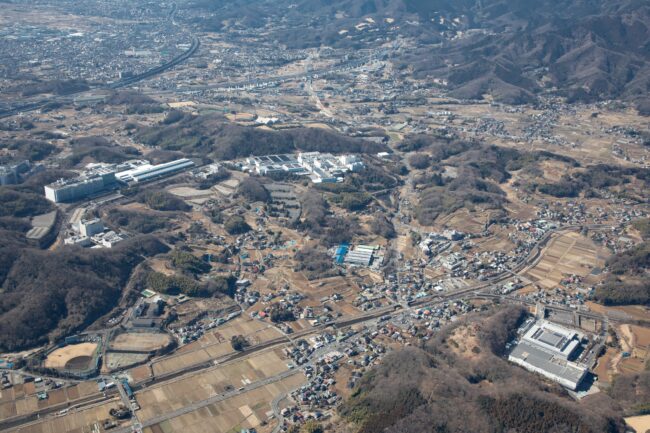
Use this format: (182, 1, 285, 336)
(138, 348, 291, 423)
(143, 372, 305, 433)
(8, 399, 125, 433)
(523, 232, 607, 289)
(151, 317, 283, 377)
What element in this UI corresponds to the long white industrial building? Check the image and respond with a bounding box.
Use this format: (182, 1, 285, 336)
(115, 159, 195, 183)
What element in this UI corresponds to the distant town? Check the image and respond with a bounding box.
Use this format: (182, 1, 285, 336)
(0, 1, 648, 433)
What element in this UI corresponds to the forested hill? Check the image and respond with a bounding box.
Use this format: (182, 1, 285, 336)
(339, 307, 627, 433)
(0, 235, 168, 351)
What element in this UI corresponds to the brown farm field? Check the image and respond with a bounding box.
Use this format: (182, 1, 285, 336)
(619, 325, 650, 375)
(522, 231, 607, 289)
(138, 348, 292, 423)
(7, 399, 125, 433)
(150, 317, 284, 378)
(142, 372, 305, 433)
(0, 380, 101, 420)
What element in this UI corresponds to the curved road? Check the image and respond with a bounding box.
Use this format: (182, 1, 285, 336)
(0, 3, 197, 120)
(0, 224, 618, 432)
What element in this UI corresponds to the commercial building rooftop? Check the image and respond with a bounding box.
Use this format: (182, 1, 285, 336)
(338, 244, 380, 267)
(244, 152, 363, 183)
(522, 320, 582, 360)
(115, 158, 195, 183)
(509, 340, 587, 390)
(508, 319, 587, 390)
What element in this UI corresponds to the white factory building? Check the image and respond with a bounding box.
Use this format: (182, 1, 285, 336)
(44, 158, 196, 203)
(508, 320, 587, 390)
(115, 158, 195, 183)
(244, 152, 364, 183)
(44, 167, 117, 203)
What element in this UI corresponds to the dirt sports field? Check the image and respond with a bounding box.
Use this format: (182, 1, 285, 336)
(110, 332, 172, 352)
(43, 342, 97, 370)
(522, 231, 607, 289)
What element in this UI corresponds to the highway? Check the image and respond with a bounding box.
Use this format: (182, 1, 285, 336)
(165, 55, 376, 94)
(0, 31, 379, 120)
(0, 1, 197, 120)
(105, 35, 200, 90)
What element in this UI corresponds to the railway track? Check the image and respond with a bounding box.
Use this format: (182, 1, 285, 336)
(0, 221, 621, 431)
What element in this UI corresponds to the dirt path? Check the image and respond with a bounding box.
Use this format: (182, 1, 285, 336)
(611, 325, 634, 374)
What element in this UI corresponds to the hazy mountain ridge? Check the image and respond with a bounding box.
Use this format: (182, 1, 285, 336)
(187, 0, 650, 109)
(397, 0, 650, 106)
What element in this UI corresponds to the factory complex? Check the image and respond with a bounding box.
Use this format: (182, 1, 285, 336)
(508, 319, 588, 390)
(242, 152, 364, 183)
(44, 158, 195, 203)
(334, 244, 383, 267)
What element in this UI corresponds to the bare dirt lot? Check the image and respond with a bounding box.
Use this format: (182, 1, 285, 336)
(625, 414, 650, 433)
(43, 342, 98, 370)
(105, 352, 150, 370)
(110, 332, 172, 352)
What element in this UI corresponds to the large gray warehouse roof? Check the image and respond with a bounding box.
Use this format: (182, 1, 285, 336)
(509, 340, 586, 389)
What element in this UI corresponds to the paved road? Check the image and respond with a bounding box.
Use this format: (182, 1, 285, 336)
(0, 3, 196, 120)
(111, 369, 301, 433)
(1, 223, 620, 432)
